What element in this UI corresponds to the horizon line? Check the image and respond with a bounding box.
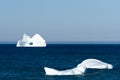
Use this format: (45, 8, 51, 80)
(0, 41, 120, 44)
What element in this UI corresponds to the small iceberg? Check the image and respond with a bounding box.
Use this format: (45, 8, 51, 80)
(16, 33, 46, 47)
(44, 59, 113, 76)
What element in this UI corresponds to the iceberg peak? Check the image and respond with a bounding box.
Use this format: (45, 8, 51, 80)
(16, 33, 46, 47)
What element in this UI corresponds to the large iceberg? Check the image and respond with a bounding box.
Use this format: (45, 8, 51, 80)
(16, 33, 46, 47)
(44, 59, 113, 76)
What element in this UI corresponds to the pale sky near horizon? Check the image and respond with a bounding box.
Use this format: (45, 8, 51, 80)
(0, 0, 120, 42)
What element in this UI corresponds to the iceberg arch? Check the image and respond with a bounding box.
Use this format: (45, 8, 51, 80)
(44, 59, 113, 76)
(16, 33, 46, 47)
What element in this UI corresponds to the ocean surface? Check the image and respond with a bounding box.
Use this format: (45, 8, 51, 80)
(0, 44, 120, 80)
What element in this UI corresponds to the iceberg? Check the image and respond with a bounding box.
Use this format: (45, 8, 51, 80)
(44, 59, 113, 76)
(16, 33, 46, 47)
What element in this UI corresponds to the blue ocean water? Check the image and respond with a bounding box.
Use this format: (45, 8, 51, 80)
(0, 44, 120, 80)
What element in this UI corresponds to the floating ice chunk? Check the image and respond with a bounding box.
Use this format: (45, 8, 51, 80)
(44, 59, 113, 76)
(78, 59, 113, 69)
(44, 66, 86, 76)
(16, 33, 46, 47)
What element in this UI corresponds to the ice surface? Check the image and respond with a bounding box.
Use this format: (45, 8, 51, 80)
(16, 33, 46, 47)
(44, 59, 113, 75)
(78, 59, 113, 69)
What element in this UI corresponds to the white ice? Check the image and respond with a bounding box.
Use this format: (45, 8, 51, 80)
(44, 59, 113, 76)
(16, 33, 46, 47)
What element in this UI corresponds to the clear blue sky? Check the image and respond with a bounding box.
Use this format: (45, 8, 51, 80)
(0, 0, 120, 42)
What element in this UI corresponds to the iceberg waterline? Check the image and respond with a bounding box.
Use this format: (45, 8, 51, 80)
(16, 33, 46, 47)
(44, 59, 113, 76)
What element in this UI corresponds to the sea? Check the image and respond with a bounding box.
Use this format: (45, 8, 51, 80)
(0, 44, 120, 80)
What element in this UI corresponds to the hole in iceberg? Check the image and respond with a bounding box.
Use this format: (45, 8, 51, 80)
(29, 42, 33, 45)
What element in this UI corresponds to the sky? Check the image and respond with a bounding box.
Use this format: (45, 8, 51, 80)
(0, 0, 120, 42)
